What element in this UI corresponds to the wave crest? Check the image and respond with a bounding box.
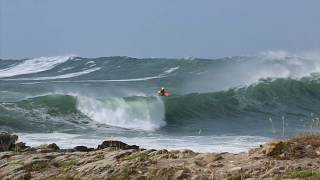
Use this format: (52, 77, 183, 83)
(0, 55, 74, 78)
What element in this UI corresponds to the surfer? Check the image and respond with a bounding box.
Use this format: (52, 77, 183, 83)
(158, 87, 170, 96)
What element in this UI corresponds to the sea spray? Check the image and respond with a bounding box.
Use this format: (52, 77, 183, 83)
(76, 95, 166, 131)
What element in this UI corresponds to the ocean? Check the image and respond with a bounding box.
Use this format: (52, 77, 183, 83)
(1, 52, 320, 152)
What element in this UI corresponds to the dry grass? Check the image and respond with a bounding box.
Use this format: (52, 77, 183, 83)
(287, 133, 320, 148)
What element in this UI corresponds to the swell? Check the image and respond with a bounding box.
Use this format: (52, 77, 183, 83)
(166, 78, 320, 119)
(1, 78, 320, 134)
(2, 53, 320, 87)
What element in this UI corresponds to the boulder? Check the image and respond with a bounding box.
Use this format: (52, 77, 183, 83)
(315, 147, 320, 156)
(262, 140, 284, 156)
(191, 175, 210, 180)
(97, 140, 139, 150)
(228, 166, 242, 174)
(14, 142, 30, 152)
(24, 158, 49, 171)
(3, 170, 31, 180)
(74, 146, 93, 152)
(0, 151, 15, 160)
(174, 168, 191, 180)
(0, 132, 18, 152)
(0, 164, 24, 178)
(47, 143, 60, 151)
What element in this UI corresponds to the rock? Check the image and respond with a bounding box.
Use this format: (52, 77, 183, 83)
(115, 150, 135, 159)
(47, 143, 60, 151)
(0, 132, 18, 152)
(154, 167, 176, 179)
(133, 175, 148, 180)
(14, 142, 30, 152)
(0, 151, 15, 159)
(144, 149, 157, 154)
(191, 175, 209, 180)
(36, 148, 54, 153)
(174, 168, 191, 180)
(207, 162, 224, 168)
(24, 158, 49, 171)
(74, 146, 92, 152)
(198, 153, 223, 162)
(0, 164, 24, 177)
(315, 147, 320, 156)
(3, 170, 31, 180)
(228, 166, 242, 174)
(179, 149, 197, 158)
(194, 160, 207, 167)
(182, 149, 195, 154)
(262, 141, 284, 156)
(97, 140, 139, 150)
(279, 152, 289, 160)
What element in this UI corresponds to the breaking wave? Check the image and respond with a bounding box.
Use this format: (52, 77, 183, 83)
(2, 52, 320, 135)
(1, 77, 320, 133)
(0, 55, 74, 78)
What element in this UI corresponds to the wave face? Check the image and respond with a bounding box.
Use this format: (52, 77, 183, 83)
(1, 52, 320, 136)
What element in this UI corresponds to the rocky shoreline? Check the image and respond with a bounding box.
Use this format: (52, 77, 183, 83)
(1, 132, 320, 180)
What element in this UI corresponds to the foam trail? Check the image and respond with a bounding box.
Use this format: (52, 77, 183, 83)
(0, 66, 177, 82)
(0, 74, 165, 83)
(0, 55, 73, 78)
(54, 75, 166, 83)
(165, 66, 179, 73)
(20, 67, 101, 80)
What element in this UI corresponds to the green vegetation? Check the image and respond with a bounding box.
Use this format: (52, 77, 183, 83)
(38, 144, 49, 148)
(57, 175, 74, 180)
(62, 160, 77, 172)
(121, 152, 148, 162)
(95, 154, 104, 161)
(9, 159, 25, 166)
(282, 170, 320, 179)
(227, 175, 242, 180)
(119, 168, 130, 180)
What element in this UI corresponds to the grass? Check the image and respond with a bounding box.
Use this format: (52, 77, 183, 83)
(281, 170, 320, 179)
(120, 152, 148, 162)
(119, 168, 130, 180)
(227, 175, 242, 180)
(95, 154, 104, 161)
(9, 159, 25, 166)
(287, 132, 320, 147)
(62, 160, 77, 172)
(266, 133, 320, 158)
(57, 175, 74, 180)
(38, 144, 49, 148)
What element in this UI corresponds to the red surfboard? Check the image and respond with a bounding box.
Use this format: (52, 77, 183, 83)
(163, 92, 170, 96)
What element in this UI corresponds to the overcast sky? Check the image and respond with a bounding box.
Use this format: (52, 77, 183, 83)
(1, 0, 320, 59)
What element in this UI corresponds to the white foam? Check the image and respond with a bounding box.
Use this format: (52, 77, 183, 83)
(17, 133, 270, 153)
(85, 61, 95, 64)
(260, 50, 290, 60)
(165, 66, 179, 73)
(76, 96, 166, 131)
(0, 55, 74, 78)
(51, 66, 177, 83)
(25, 67, 101, 80)
(58, 67, 74, 73)
(19, 82, 41, 85)
(0, 67, 100, 81)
